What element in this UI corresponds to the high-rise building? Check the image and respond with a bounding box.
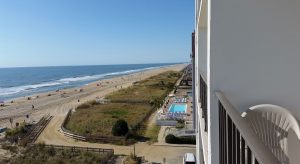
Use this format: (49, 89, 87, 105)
(194, 0, 300, 163)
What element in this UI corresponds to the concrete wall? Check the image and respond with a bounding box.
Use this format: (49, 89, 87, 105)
(196, 0, 208, 82)
(195, 0, 208, 163)
(208, 0, 300, 163)
(156, 120, 178, 126)
(210, 0, 300, 118)
(197, 29, 207, 81)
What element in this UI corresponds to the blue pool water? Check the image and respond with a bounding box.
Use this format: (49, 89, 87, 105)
(169, 104, 187, 113)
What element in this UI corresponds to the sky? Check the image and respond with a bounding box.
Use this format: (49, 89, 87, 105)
(0, 0, 194, 68)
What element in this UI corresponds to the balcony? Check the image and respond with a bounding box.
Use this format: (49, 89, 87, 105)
(216, 91, 300, 164)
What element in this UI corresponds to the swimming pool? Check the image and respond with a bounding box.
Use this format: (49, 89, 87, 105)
(169, 104, 187, 113)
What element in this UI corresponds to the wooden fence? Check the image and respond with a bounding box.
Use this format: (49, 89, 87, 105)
(26, 144, 114, 164)
(19, 114, 53, 145)
(44, 144, 114, 156)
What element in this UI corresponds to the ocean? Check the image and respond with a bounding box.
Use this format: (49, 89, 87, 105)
(0, 63, 177, 101)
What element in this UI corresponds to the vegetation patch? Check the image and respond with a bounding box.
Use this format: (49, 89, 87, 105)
(1, 143, 19, 154)
(103, 110, 128, 117)
(4, 123, 32, 143)
(112, 119, 129, 136)
(165, 134, 196, 145)
(175, 119, 185, 129)
(123, 154, 141, 164)
(144, 124, 161, 143)
(3, 143, 112, 164)
(65, 103, 151, 136)
(5, 125, 27, 137)
(65, 71, 182, 140)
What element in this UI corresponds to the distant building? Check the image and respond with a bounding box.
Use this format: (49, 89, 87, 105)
(180, 64, 193, 87)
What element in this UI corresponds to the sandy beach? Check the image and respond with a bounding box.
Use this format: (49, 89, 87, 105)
(0, 64, 186, 128)
(0, 63, 196, 163)
(33, 63, 195, 163)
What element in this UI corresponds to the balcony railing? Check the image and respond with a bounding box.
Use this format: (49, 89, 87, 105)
(243, 104, 300, 163)
(216, 92, 279, 164)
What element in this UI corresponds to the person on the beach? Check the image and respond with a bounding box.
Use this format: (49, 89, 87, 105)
(32, 105, 35, 110)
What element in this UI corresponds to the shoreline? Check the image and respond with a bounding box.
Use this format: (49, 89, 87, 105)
(0, 64, 187, 128)
(0, 64, 180, 102)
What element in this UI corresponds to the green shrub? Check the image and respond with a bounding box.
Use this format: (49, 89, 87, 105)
(165, 134, 177, 143)
(176, 120, 185, 129)
(77, 103, 91, 109)
(47, 147, 56, 156)
(165, 134, 196, 145)
(5, 124, 27, 137)
(112, 119, 129, 136)
(176, 123, 185, 129)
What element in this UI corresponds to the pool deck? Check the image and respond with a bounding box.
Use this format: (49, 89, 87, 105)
(160, 88, 193, 121)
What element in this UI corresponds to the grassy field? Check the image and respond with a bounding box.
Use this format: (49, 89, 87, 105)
(107, 72, 180, 103)
(65, 103, 152, 136)
(65, 71, 181, 138)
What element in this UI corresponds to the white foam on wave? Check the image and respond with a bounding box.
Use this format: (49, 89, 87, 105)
(0, 81, 66, 96)
(0, 66, 162, 96)
(58, 75, 102, 83)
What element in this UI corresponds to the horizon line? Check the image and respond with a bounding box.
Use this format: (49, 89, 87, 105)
(0, 62, 188, 69)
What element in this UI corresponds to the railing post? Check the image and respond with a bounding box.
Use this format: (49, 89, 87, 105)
(241, 138, 245, 164)
(236, 130, 240, 164)
(247, 146, 252, 164)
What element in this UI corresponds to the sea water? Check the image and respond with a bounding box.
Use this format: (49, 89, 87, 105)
(0, 63, 178, 100)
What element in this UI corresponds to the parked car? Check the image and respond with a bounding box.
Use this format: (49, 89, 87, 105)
(183, 153, 196, 164)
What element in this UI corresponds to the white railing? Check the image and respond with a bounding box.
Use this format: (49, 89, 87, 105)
(216, 91, 279, 164)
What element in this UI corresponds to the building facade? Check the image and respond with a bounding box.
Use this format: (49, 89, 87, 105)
(194, 0, 300, 164)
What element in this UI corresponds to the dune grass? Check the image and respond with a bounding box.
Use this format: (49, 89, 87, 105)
(144, 124, 161, 143)
(106, 71, 181, 103)
(65, 103, 152, 136)
(4, 144, 111, 164)
(65, 71, 181, 137)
